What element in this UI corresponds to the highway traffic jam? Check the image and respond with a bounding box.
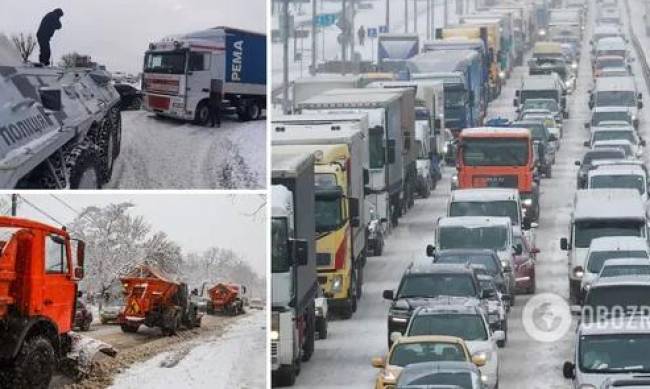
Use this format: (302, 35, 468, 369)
(271, 0, 650, 387)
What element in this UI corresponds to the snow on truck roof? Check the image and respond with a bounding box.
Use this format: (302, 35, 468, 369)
(588, 236, 649, 252)
(299, 88, 403, 107)
(271, 146, 314, 178)
(437, 216, 511, 228)
(272, 113, 368, 124)
(573, 189, 645, 220)
(460, 127, 531, 138)
(450, 188, 519, 202)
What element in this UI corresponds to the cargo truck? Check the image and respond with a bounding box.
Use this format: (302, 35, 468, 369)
(366, 80, 447, 193)
(143, 27, 266, 124)
(408, 50, 483, 135)
(272, 117, 368, 317)
(299, 88, 413, 228)
(455, 127, 540, 223)
(271, 149, 318, 386)
(460, 16, 512, 77)
(377, 33, 420, 73)
(290, 74, 363, 113)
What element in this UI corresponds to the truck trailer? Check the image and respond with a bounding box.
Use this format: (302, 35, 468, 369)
(143, 27, 266, 124)
(377, 33, 420, 73)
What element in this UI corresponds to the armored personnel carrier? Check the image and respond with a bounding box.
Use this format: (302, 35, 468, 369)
(0, 35, 121, 188)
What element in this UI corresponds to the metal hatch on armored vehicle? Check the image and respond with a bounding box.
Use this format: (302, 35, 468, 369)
(0, 37, 122, 189)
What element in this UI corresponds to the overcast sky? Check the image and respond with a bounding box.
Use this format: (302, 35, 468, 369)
(1, 0, 266, 73)
(12, 193, 267, 277)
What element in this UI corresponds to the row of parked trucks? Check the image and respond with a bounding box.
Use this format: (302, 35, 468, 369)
(270, 0, 563, 385)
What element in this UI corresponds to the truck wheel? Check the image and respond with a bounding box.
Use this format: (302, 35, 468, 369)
(194, 101, 211, 125)
(10, 335, 55, 389)
(97, 119, 115, 183)
(302, 309, 315, 362)
(109, 107, 122, 159)
(246, 100, 261, 121)
(340, 273, 358, 319)
(497, 320, 508, 348)
(356, 264, 364, 299)
(68, 145, 102, 189)
(275, 365, 297, 386)
(317, 316, 328, 340)
(121, 323, 139, 333)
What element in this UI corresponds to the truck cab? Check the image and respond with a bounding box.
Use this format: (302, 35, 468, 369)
(455, 127, 539, 223)
(560, 189, 648, 303)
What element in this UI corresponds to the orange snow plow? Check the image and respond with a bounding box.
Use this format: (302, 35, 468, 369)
(206, 283, 246, 316)
(119, 264, 201, 335)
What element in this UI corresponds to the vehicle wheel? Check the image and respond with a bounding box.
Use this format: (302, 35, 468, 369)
(340, 274, 358, 319)
(302, 309, 315, 362)
(246, 100, 261, 121)
(373, 237, 384, 257)
(9, 335, 55, 389)
(109, 107, 122, 159)
(121, 323, 139, 333)
(317, 317, 328, 340)
(356, 264, 364, 299)
(68, 144, 102, 189)
(194, 100, 211, 125)
(275, 365, 297, 387)
(497, 320, 508, 348)
(97, 118, 115, 183)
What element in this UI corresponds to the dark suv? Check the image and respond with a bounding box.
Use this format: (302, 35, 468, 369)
(383, 261, 489, 346)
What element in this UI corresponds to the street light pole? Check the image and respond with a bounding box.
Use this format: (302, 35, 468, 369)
(386, 0, 390, 32)
(282, 0, 289, 114)
(404, 0, 409, 33)
(311, 0, 317, 75)
(414, 0, 418, 33)
(341, 0, 348, 74)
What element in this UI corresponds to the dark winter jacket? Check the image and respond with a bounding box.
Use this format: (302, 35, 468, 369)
(37, 9, 64, 40)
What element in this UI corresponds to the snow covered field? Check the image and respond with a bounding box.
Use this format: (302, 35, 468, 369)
(106, 111, 266, 189)
(110, 310, 266, 389)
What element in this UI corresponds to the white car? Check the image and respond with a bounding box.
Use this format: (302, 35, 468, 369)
(587, 125, 644, 158)
(598, 257, 650, 278)
(587, 164, 648, 202)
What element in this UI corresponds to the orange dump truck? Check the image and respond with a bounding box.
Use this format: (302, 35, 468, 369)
(0, 216, 115, 387)
(454, 127, 539, 223)
(207, 283, 246, 316)
(119, 264, 201, 335)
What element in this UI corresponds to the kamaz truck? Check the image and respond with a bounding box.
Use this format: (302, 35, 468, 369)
(271, 148, 318, 386)
(143, 27, 266, 123)
(0, 35, 122, 189)
(272, 121, 367, 318)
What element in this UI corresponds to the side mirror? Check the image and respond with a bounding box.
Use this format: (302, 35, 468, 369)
(76, 239, 85, 269)
(390, 331, 402, 343)
(493, 330, 506, 342)
(639, 92, 643, 100)
(290, 239, 309, 266)
(349, 198, 360, 219)
(641, 139, 647, 146)
(639, 101, 644, 109)
(77, 290, 83, 298)
(563, 111, 569, 119)
(434, 118, 442, 130)
(426, 244, 436, 257)
(584, 123, 590, 129)
(514, 244, 523, 256)
(371, 356, 385, 368)
(513, 98, 519, 107)
(574, 160, 581, 166)
(382, 289, 394, 300)
(560, 237, 569, 251)
(562, 361, 576, 379)
(583, 141, 590, 147)
(522, 219, 531, 230)
(472, 353, 487, 367)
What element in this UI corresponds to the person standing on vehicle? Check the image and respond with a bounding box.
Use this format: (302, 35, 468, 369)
(358, 26, 366, 46)
(209, 79, 223, 128)
(37, 8, 64, 66)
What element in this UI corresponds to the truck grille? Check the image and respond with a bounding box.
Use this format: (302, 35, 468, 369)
(147, 95, 170, 110)
(271, 341, 278, 363)
(472, 175, 518, 188)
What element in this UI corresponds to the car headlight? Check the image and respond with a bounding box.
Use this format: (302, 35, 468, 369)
(584, 283, 591, 291)
(443, 143, 449, 154)
(539, 29, 546, 36)
(522, 198, 533, 206)
(474, 351, 492, 362)
(632, 115, 638, 122)
(331, 275, 343, 293)
(573, 266, 584, 279)
(481, 374, 489, 384)
(499, 71, 506, 79)
(271, 330, 279, 341)
(571, 62, 578, 69)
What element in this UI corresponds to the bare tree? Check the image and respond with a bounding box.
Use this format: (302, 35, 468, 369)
(11, 33, 37, 63)
(58, 52, 94, 68)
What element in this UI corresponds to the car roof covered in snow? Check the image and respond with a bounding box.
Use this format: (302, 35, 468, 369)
(573, 189, 645, 220)
(588, 236, 650, 252)
(450, 188, 520, 202)
(589, 164, 645, 177)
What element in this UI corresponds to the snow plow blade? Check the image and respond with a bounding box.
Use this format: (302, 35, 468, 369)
(65, 332, 118, 378)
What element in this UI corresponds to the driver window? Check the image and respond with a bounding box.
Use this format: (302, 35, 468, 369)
(189, 52, 209, 71)
(45, 234, 67, 274)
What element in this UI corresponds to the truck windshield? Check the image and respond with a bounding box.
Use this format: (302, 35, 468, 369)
(590, 175, 645, 194)
(586, 250, 648, 273)
(574, 220, 644, 248)
(144, 51, 186, 74)
(445, 90, 466, 108)
(315, 194, 343, 233)
(398, 274, 477, 298)
(580, 334, 650, 374)
(449, 201, 518, 226)
(462, 138, 529, 166)
(438, 226, 508, 251)
(521, 90, 558, 101)
(408, 313, 488, 341)
(595, 91, 636, 107)
(388, 342, 467, 367)
(271, 218, 290, 273)
(369, 127, 385, 169)
(593, 130, 635, 143)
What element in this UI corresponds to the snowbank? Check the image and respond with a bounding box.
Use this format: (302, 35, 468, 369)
(110, 310, 266, 389)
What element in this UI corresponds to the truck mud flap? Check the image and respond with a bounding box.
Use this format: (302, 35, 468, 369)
(64, 332, 118, 378)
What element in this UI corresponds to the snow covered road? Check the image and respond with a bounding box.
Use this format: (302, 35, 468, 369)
(110, 310, 266, 389)
(106, 111, 266, 189)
